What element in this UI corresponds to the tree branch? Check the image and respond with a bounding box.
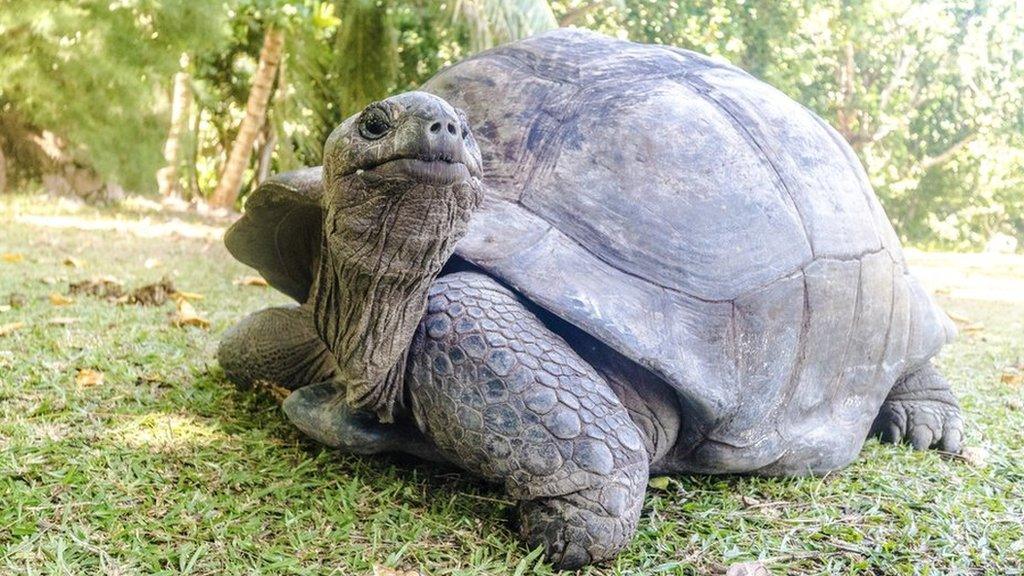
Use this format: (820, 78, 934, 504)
(920, 132, 977, 171)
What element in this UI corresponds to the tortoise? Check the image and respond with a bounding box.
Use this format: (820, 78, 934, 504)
(218, 28, 963, 569)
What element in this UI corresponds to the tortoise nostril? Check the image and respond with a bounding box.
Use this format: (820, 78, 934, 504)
(446, 122, 457, 135)
(430, 122, 442, 133)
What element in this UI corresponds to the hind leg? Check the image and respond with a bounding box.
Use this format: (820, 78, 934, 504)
(219, 304, 440, 460)
(871, 362, 964, 453)
(408, 273, 648, 569)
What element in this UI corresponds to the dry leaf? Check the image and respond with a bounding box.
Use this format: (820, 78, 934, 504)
(144, 257, 162, 269)
(63, 256, 84, 268)
(75, 368, 105, 387)
(0, 322, 26, 337)
(172, 290, 204, 302)
(234, 275, 269, 287)
(960, 323, 985, 334)
(726, 562, 770, 576)
(1000, 372, 1023, 386)
(1, 252, 24, 263)
(947, 311, 971, 324)
(172, 300, 210, 329)
(960, 446, 989, 468)
(49, 293, 74, 306)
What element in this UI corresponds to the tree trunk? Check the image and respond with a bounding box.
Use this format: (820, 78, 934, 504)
(157, 54, 192, 197)
(209, 27, 285, 208)
(0, 146, 6, 194)
(256, 121, 276, 185)
(187, 105, 202, 199)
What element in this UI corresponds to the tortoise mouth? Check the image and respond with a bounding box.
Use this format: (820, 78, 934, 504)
(357, 156, 473, 186)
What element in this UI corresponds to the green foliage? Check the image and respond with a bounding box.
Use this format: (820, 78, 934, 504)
(0, 0, 1020, 248)
(0, 0, 232, 193)
(282, 0, 557, 167)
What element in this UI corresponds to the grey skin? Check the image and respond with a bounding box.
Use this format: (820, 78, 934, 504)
(219, 29, 964, 569)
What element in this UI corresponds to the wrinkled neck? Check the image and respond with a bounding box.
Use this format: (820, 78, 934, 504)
(312, 177, 479, 422)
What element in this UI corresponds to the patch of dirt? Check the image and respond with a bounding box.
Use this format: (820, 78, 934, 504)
(125, 277, 177, 306)
(68, 277, 125, 300)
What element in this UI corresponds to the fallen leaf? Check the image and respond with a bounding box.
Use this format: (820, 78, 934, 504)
(63, 256, 84, 268)
(1, 252, 24, 263)
(48, 317, 79, 326)
(947, 311, 972, 324)
(648, 476, 671, 491)
(960, 323, 985, 334)
(960, 446, 989, 468)
(172, 290, 204, 302)
(144, 258, 162, 269)
(75, 368, 105, 387)
(234, 275, 269, 287)
(40, 276, 58, 285)
(726, 562, 770, 576)
(49, 293, 74, 306)
(171, 300, 210, 329)
(1000, 372, 1023, 386)
(0, 322, 25, 337)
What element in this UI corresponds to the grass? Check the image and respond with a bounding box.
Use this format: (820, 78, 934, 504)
(1, 193, 1021, 575)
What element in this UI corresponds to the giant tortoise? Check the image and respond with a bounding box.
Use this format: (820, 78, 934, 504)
(218, 28, 963, 568)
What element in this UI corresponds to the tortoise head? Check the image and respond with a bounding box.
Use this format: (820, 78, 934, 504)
(314, 92, 484, 421)
(323, 91, 483, 194)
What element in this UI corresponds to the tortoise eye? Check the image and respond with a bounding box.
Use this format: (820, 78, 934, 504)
(359, 108, 391, 140)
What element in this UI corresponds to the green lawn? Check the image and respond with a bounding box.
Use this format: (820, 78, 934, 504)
(1, 194, 1022, 575)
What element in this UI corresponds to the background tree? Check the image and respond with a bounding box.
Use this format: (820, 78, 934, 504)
(210, 26, 285, 208)
(0, 0, 230, 193)
(0, 0, 1020, 249)
(157, 54, 194, 197)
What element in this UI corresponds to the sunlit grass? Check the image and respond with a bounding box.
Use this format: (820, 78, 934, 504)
(1, 193, 1021, 574)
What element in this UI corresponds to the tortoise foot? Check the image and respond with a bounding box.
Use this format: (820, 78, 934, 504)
(871, 362, 963, 453)
(517, 461, 646, 569)
(283, 382, 444, 460)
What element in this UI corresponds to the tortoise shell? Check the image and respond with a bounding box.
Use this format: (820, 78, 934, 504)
(227, 29, 954, 473)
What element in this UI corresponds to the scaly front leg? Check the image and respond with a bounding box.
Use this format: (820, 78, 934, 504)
(408, 272, 649, 569)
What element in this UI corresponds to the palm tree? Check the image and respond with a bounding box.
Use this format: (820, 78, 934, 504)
(210, 27, 285, 208)
(211, 0, 556, 207)
(283, 0, 558, 170)
(157, 54, 192, 197)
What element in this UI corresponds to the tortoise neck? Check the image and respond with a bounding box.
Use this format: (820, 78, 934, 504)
(312, 177, 480, 423)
